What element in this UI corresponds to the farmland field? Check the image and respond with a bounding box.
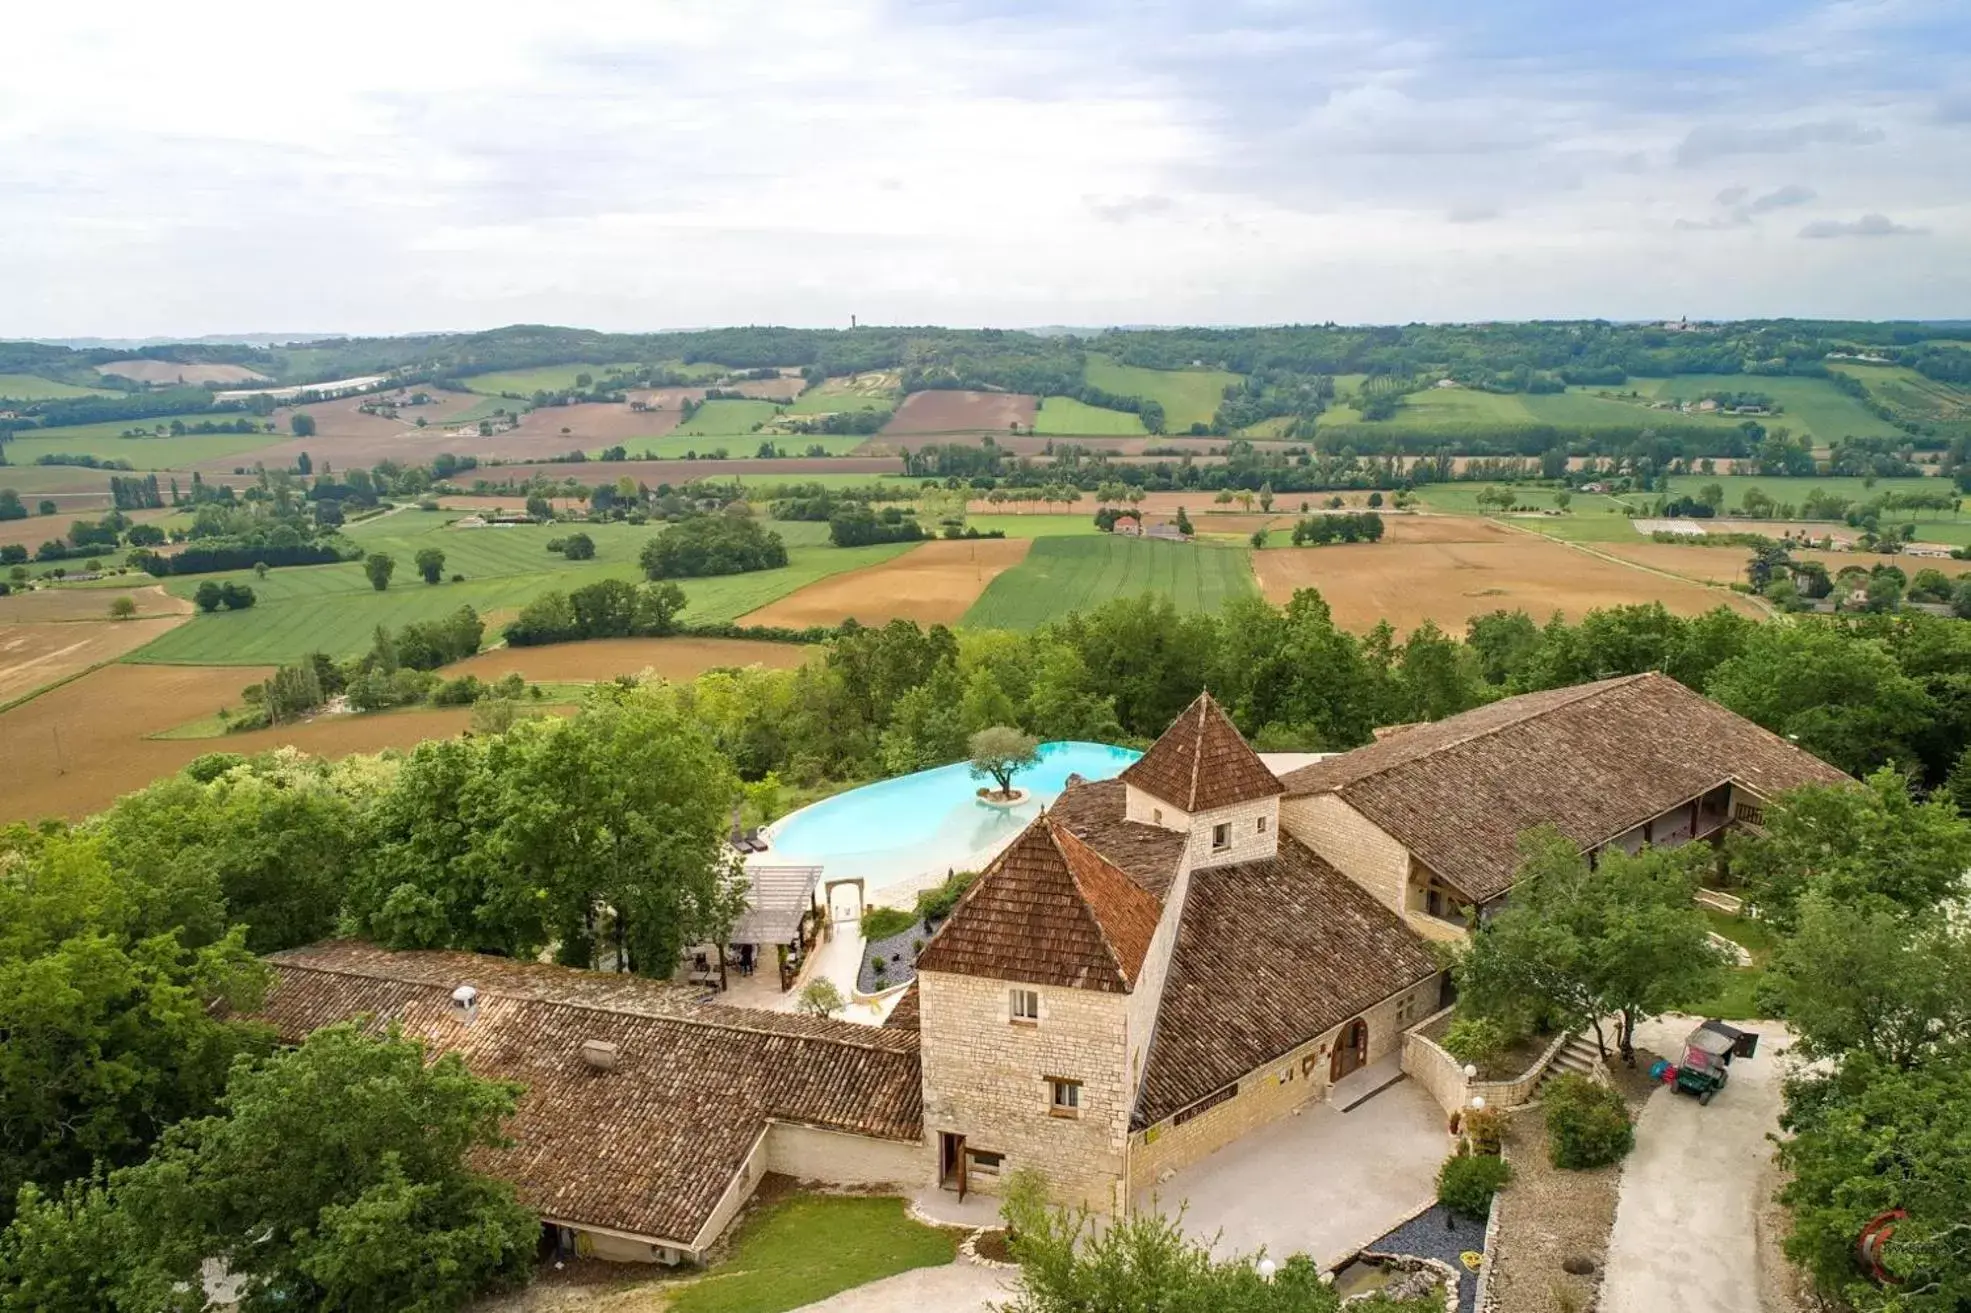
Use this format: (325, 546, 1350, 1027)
(960, 514, 1101, 537)
(741, 537, 1031, 628)
(1, 614, 189, 706)
(460, 362, 641, 394)
(131, 509, 900, 665)
(882, 391, 1036, 434)
(96, 360, 268, 386)
(673, 398, 785, 436)
(2, 419, 288, 467)
(1083, 356, 1240, 432)
(962, 535, 1256, 629)
(1251, 522, 1761, 635)
(786, 374, 899, 414)
(0, 374, 111, 401)
(1032, 396, 1147, 435)
(444, 636, 814, 684)
(1628, 375, 1902, 440)
(1830, 362, 1971, 427)
(1659, 473, 1956, 514)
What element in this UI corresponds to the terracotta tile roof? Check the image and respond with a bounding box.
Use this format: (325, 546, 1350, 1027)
(1132, 835, 1440, 1129)
(1279, 672, 1849, 903)
(1049, 777, 1187, 898)
(258, 944, 921, 1248)
(883, 982, 920, 1031)
(915, 814, 1163, 993)
(1120, 691, 1285, 813)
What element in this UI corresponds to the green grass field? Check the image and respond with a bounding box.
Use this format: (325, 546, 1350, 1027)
(1032, 395, 1148, 436)
(724, 471, 910, 490)
(626, 433, 870, 460)
(666, 1194, 958, 1313)
(439, 394, 528, 425)
(126, 511, 869, 665)
(1829, 362, 1971, 426)
(0, 374, 112, 401)
(1, 420, 288, 469)
(785, 379, 898, 415)
(1629, 375, 1902, 441)
(1084, 356, 1241, 432)
(458, 362, 641, 395)
(674, 399, 786, 436)
(963, 535, 1256, 629)
(963, 513, 1102, 538)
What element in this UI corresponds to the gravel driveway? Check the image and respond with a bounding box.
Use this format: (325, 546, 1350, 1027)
(1600, 1016, 1797, 1313)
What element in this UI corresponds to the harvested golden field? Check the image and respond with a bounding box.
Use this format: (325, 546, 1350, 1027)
(1601, 542, 1971, 587)
(0, 617, 189, 706)
(0, 585, 191, 622)
(0, 662, 527, 824)
(445, 636, 815, 683)
(1252, 535, 1761, 635)
(740, 538, 1032, 628)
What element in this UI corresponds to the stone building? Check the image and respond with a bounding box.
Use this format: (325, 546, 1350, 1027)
(250, 676, 1846, 1258)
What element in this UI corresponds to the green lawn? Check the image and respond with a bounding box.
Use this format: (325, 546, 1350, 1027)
(1682, 909, 1780, 1020)
(0, 374, 112, 401)
(675, 399, 787, 436)
(458, 362, 642, 395)
(1083, 356, 1242, 432)
(668, 1194, 959, 1313)
(1032, 395, 1148, 436)
(1, 419, 288, 468)
(126, 512, 859, 665)
(963, 534, 1256, 629)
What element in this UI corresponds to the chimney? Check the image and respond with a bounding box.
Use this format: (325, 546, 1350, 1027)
(581, 1039, 620, 1071)
(451, 984, 479, 1027)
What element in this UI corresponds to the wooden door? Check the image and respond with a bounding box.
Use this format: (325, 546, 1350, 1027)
(1330, 1018, 1369, 1081)
(939, 1132, 967, 1197)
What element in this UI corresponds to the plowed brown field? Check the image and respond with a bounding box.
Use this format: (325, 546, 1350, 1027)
(883, 391, 1037, 434)
(444, 637, 814, 683)
(0, 617, 189, 706)
(0, 585, 190, 622)
(1253, 535, 1761, 634)
(97, 360, 268, 385)
(0, 663, 515, 824)
(739, 538, 1032, 628)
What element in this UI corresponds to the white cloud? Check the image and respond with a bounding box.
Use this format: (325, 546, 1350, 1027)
(1799, 212, 1929, 237)
(0, 0, 1967, 333)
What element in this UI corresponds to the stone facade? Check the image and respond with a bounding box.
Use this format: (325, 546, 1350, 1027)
(765, 1122, 928, 1188)
(1281, 793, 1413, 915)
(1126, 979, 1435, 1193)
(917, 968, 1134, 1210)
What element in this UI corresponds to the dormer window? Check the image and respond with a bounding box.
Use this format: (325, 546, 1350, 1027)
(1211, 822, 1231, 852)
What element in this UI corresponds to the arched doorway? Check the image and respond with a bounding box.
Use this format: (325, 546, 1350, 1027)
(1330, 1017, 1369, 1082)
(825, 878, 865, 925)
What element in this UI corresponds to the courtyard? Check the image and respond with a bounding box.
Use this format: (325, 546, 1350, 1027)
(1140, 1076, 1453, 1268)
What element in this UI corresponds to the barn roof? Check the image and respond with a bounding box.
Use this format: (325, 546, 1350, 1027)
(258, 942, 921, 1249)
(1278, 672, 1849, 902)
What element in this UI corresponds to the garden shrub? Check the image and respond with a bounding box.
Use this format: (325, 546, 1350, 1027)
(1544, 1074, 1634, 1170)
(860, 906, 916, 941)
(1437, 1150, 1511, 1219)
(1442, 1016, 1508, 1067)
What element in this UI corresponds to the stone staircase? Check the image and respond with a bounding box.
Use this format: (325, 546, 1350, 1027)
(1532, 1033, 1604, 1100)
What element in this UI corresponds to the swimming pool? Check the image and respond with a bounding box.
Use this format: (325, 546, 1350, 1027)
(765, 741, 1142, 897)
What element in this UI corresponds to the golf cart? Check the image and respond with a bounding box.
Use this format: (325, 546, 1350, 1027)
(1648, 1020, 1758, 1106)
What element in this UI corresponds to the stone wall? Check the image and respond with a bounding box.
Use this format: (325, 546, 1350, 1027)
(1401, 1006, 1468, 1118)
(1183, 796, 1281, 871)
(1126, 978, 1438, 1194)
(1281, 793, 1411, 916)
(765, 1122, 927, 1188)
(919, 968, 1133, 1210)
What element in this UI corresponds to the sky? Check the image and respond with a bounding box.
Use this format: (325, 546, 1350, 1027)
(3, 0, 1968, 338)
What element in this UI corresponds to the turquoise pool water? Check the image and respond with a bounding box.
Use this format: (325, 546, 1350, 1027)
(766, 741, 1142, 895)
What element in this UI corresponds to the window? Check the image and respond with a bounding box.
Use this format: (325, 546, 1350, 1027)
(967, 1149, 1003, 1177)
(1396, 993, 1419, 1026)
(1257, 815, 1268, 834)
(1048, 1078, 1081, 1117)
(1010, 989, 1040, 1024)
(1153, 808, 1163, 824)
(1211, 822, 1231, 852)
